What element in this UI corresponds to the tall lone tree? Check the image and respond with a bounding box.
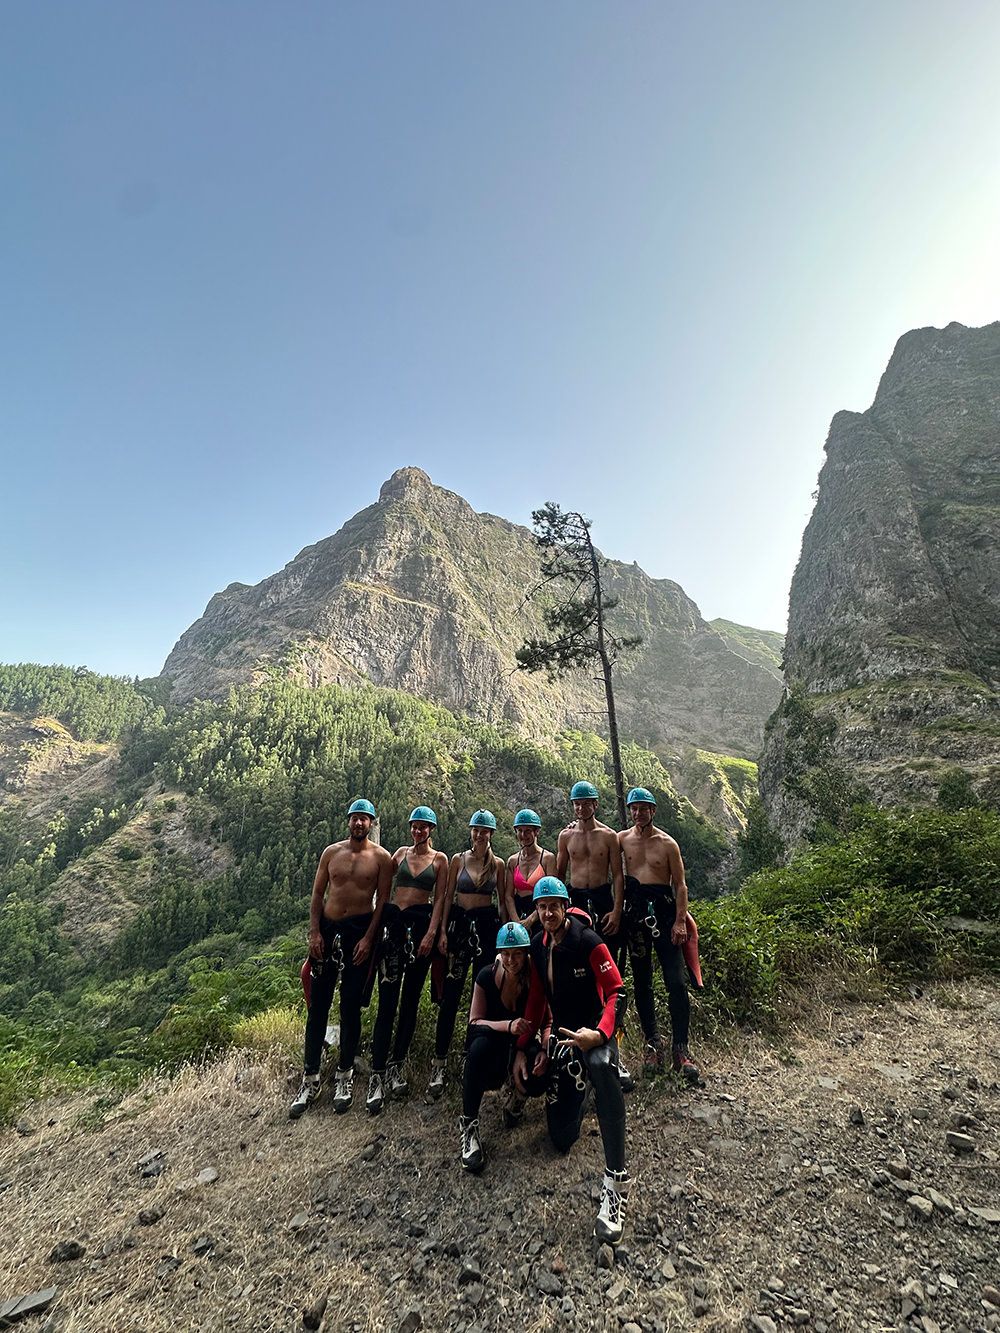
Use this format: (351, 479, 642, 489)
(516, 503, 640, 828)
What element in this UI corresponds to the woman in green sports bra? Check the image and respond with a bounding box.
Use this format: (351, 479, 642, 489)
(366, 806, 449, 1115)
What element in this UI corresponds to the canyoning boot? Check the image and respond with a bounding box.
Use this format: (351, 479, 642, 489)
(289, 1073, 321, 1120)
(501, 1080, 526, 1129)
(366, 1070, 386, 1116)
(332, 1067, 355, 1114)
(617, 1055, 635, 1093)
(643, 1038, 666, 1077)
(594, 1169, 630, 1245)
(388, 1061, 409, 1099)
(427, 1058, 447, 1099)
(459, 1116, 484, 1174)
(672, 1044, 700, 1084)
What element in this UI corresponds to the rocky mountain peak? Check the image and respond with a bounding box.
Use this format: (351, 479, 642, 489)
(761, 320, 1000, 844)
(161, 476, 783, 763)
(378, 466, 434, 502)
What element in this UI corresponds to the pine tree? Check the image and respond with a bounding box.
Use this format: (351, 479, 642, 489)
(516, 503, 640, 827)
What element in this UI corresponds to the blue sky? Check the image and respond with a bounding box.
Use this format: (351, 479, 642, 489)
(3, 2, 999, 678)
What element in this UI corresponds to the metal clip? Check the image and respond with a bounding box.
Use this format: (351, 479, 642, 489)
(404, 925, 416, 965)
(567, 1055, 587, 1092)
(645, 901, 660, 938)
(468, 918, 480, 962)
(329, 934, 344, 971)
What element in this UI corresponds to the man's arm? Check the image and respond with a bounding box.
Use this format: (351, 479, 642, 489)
(308, 847, 332, 958)
(668, 840, 689, 945)
(603, 829, 624, 934)
(555, 830, 570, 882)
(557, 942, 623, 1052)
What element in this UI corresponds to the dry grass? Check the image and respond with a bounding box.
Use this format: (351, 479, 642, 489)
(2, 981, 999, 1333)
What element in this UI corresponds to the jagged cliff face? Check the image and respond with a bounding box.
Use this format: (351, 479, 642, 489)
(761, 321, 1000, 844)
(161, 468, 782, 761)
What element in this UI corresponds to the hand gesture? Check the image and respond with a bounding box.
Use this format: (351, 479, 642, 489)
(671, 919, 689, 946)
(557, 1025, 604, 1054)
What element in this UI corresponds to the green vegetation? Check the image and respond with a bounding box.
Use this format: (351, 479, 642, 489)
(2, 663, 998, 1126)
(0, 664, 162, 741)
(696, 805, 1000, 1029)
(708, 619, 784, 674)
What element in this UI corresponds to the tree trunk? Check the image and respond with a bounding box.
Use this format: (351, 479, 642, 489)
(585, 524, 627, 829)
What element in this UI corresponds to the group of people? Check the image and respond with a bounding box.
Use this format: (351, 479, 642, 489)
(289, 781, 702, 1244)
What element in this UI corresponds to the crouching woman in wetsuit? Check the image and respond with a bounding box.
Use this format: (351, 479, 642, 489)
(458, 920, 550, 1173)
(513, 876, 630, 1244)
(428, 809, 506, 1098)
(367, 807, 449, 1114)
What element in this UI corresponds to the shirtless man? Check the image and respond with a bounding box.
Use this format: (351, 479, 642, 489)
(289, 798, 394, 1118)
(556, 781, 624, 940)
(618, 787, 698, 1081)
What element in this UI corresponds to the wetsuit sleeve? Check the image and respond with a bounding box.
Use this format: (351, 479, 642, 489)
(588, 942, 623, 1042)
(517, 964, 547, 1050)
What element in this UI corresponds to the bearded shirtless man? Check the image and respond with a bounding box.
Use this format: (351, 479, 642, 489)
(618, 787, 698, 1081)
(290, 798, 394, 1118)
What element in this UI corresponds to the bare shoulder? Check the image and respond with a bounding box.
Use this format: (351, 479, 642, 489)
(435, 850, 450, 869)
(654, 826, 681, 852)
(601, 826, 620, 848)
(373, 844, 394, 866)
(617, 827, 632, 846)
(391, 845, 409, 863)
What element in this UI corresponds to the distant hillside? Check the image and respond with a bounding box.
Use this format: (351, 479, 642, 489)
(709, 619, 784, 676)
(162, 468, 783, 762)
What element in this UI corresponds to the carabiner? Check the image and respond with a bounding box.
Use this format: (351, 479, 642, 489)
(404, 924, 416, 965)
(645, 901, 660, 938)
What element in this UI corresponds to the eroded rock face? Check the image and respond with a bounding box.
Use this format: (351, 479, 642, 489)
(761, 321, 1000, 845)
(161, 468, 782, 760)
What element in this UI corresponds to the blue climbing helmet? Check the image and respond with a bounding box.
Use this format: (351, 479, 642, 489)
(496, 921, 531, 950)
(570, 781, 599, 801)
(347, 798, 377, 817)
(408, 806, 438, 827)
(469, 809, 497, 830)
(513, 808, 542, 828)
(626, 787, 656, 806)
(533, 875, 570, 903)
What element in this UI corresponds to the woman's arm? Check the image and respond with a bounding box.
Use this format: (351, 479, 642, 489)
(502, 855, 518, 923)
(495, 855, 509, 922)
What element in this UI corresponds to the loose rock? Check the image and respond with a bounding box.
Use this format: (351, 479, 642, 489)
(48, 1241, 85, 1264)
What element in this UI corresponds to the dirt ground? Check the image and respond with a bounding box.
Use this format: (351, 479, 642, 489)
(2, 979, 998, 1333)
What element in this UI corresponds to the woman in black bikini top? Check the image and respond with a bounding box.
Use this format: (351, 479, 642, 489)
(427, 810, 506, 1099)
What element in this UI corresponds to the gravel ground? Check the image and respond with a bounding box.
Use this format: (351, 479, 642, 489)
(1, 979, 998, 1333)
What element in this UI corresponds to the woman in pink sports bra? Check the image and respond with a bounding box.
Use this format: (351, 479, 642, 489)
(503, 808, 556, 926)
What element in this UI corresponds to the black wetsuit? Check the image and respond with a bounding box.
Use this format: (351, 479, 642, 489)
(434, 855, 501, 1060)
(462, 961, 547, 1119)
(624, 877, 690, 1047)
(304, 913, 373, 1075)
(519, 911, 627, 1172)
(371, 854, 438, 1071)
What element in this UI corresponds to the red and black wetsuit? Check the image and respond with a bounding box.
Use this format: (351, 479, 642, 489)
(518, 910, 627, 1172)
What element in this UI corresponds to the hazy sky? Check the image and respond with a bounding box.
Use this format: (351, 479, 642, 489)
(4, 2, 1000, 678)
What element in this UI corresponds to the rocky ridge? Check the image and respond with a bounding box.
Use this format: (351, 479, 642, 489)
(761, 322, 1000, 844)
(161, 468, 782, 765)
